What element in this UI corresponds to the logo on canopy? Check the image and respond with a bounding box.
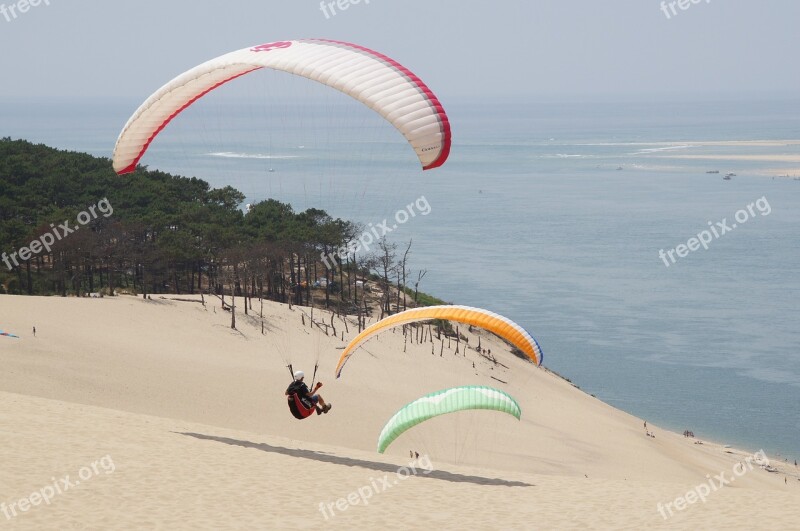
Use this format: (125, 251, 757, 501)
(251, 41, 293, 53)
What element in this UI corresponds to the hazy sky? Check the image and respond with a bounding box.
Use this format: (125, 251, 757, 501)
(0, 0, 798, 102)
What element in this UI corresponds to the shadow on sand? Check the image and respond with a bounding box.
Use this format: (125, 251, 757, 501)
(179, 432, 532, 487)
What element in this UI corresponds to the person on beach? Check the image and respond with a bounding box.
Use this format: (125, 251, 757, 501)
(286, 370, 331, 415)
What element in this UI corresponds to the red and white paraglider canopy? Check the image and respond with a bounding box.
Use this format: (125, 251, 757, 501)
(113, 39, 451, 175)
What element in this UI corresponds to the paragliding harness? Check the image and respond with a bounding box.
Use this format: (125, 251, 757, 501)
(286, 363, 318, 420)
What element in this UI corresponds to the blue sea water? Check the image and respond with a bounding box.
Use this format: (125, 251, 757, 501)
(2, 92, 799, 459)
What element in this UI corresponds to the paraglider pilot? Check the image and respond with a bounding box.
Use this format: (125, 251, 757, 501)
(286, 370, 331, 415)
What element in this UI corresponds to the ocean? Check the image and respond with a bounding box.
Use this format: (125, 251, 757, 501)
(3, 89, 799, 459)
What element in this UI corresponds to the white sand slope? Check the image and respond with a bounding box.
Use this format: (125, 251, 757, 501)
(0, 294, 798, 529)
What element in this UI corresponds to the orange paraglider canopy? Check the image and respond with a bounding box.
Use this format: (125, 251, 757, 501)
(335, 305, 543, 377)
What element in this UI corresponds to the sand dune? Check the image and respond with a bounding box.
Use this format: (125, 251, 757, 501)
(1, 294, 798, 529)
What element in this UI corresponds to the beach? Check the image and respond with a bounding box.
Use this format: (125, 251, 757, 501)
(1, 294, 798, 529)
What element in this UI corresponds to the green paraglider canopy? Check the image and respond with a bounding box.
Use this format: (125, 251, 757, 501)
(377, 385, 521, 454)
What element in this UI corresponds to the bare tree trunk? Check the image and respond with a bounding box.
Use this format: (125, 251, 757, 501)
(230, 282, 236, 329)
(399, 240, 412, 312)
(414, 269, 427, 305)
(346, 254, 352, 302)
(305, 254, 311, 306)
(324, 253, 331, 309)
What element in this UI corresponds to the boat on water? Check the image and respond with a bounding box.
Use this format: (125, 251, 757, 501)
(706, 170, 719, 174)
(723, 175, 732, 180)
